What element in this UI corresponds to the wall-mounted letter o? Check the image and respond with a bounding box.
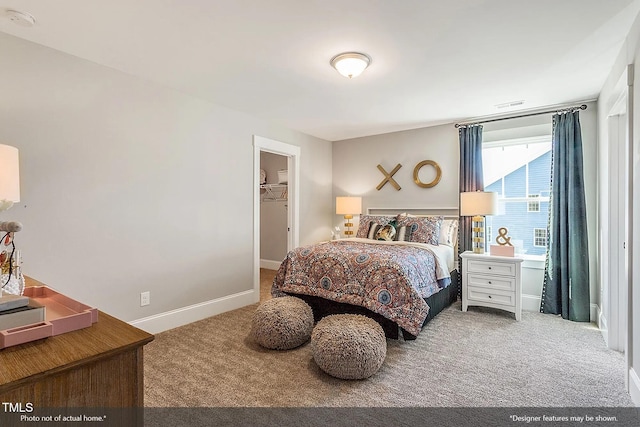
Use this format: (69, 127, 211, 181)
(413, 160, 442, 188)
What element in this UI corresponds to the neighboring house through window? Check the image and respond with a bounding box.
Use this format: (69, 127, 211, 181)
(533, 228, 547, 247)
(483, 135, 551, 257)
(528, 194, 540, 212)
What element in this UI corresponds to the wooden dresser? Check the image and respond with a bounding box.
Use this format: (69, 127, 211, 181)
(0, 277, 154, 425)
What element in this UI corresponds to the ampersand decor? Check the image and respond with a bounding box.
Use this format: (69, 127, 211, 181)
(496, 227, 513, 246)
(413, 160, 442, 188)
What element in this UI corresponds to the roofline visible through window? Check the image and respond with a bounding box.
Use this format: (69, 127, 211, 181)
(482, 135, 550, 149)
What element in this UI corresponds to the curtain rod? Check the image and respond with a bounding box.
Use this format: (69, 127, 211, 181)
(454, 104, 587, 129)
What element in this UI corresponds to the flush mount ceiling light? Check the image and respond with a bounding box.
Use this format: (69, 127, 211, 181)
(4, 9, 36, 27)
(330, 52, 371, 79)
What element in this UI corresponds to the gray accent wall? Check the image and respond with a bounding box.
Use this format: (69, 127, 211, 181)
(332, 104, 598, 317)
(332, 124, 459, 225)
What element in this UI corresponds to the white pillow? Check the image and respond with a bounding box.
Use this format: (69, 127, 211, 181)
(439, 219, 458, 246)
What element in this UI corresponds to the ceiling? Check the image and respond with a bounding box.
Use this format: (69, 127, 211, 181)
(0, 0, 638, 141)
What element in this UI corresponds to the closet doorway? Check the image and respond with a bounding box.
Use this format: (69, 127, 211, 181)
(253, 136, 300, 303)
(259, 151, 288, 269)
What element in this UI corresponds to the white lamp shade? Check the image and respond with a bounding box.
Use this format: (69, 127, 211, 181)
(330, 53, 371, 78)
(0, 144, 20, 202)
(460, 191, 498, 216)
(336, 196, 362, 215)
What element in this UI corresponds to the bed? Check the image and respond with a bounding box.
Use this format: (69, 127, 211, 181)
(272, 211, 459, 340)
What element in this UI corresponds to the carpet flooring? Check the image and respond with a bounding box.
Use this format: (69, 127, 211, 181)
(144, 269, 634, 408)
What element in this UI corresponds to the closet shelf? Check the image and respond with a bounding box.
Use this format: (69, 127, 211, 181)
(260, 184, 288, 201)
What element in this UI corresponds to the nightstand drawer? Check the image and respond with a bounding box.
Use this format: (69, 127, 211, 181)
(467, 287, 515, 307)
(466, 259, 516, 276)
(467, 274, 515, 292)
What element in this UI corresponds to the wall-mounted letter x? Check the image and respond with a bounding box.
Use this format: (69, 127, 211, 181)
(376, 163, 402, 191)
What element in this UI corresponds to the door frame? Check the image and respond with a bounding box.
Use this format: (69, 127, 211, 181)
(253, 135, 300, 302)
(600, 65, 633, 393)
(604, 110, 628, 352)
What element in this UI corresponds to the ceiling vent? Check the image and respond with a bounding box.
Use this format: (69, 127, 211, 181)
(496, 100, 525, 109)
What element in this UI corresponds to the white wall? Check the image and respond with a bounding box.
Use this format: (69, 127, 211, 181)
(633, 42, 640, 408)
(0, 32, 332, 330)
(598, 9, 640, 404)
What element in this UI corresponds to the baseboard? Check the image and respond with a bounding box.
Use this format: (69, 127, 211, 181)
(597, 304, 605, 329)
(590, 303, 598, 324)
(629, 367, 640, 406)
(130, 289, 256, 334)
(260, 259, 281, 270)
(598, 305, 609, 345)
(522, 296, 600, 324)
(522, 294, 541, 312)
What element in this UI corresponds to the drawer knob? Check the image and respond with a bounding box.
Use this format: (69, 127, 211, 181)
(488, 281, 492, 284)
(488, 295, 492, 299)
(488, 266, 492, 270)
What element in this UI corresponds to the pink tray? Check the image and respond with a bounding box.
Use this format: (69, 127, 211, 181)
(0, 322, 52, 349)
(0, 286, 98, 349)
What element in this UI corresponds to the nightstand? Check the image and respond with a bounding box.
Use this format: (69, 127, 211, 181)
(461, 251, 524, 320)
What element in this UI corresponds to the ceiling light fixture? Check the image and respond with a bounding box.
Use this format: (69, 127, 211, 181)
(4, 9, 36, 27)
(330, 52, 371, 79)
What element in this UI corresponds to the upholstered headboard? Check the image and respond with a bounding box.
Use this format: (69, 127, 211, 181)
(367, 207, 458, 218)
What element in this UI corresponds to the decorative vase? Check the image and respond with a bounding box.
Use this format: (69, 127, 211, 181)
(0, 239, 24, 296)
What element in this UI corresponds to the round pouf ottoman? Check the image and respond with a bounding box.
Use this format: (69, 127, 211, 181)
(311, 314, 387, 380)
(251, 296, 314, 350)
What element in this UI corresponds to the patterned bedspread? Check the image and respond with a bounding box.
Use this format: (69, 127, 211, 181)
(272, 238, 451, 336)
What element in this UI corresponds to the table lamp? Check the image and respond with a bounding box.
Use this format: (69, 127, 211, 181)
(335, 196, 362, 237)
(0, 144, 22, 297)
(460, 191, 498, 254)
(0, 144, 20, 212)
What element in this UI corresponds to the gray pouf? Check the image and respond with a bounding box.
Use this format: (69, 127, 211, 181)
(251, 296, 314, 350)
(311, 314, 387, 380)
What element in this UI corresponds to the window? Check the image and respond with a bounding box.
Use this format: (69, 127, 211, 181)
(483, 135, 551, 257)
(533, 228, 547, 247)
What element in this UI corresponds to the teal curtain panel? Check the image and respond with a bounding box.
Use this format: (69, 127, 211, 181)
(458, 125, 485, 255)
(541, 111, 590, 321)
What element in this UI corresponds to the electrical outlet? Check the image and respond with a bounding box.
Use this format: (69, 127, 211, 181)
(140, 291, 150, 307)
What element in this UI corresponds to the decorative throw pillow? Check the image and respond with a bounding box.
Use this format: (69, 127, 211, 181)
(439, 219, 459, 246)
(367, 219, 408, 242)
(367, 223, 382, 239)
(394, 223, 408, 241)
(375, 223, 397, 241)
(395, 214, 443, 245)
(356, 215, 392, 238)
